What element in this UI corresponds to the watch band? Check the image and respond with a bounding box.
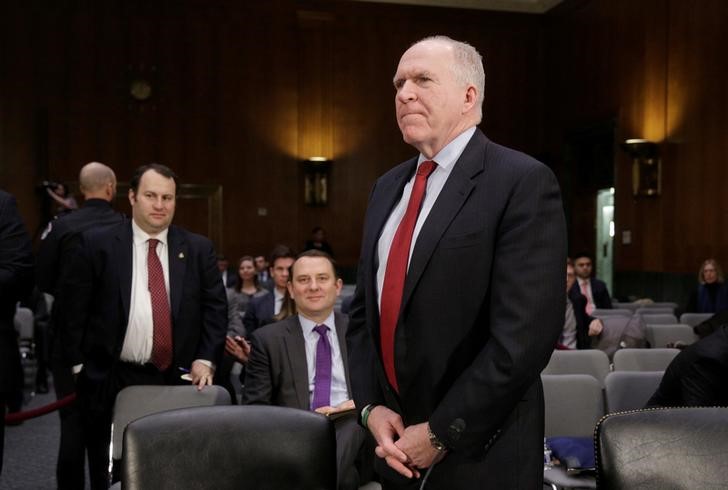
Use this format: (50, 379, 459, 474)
(427, 425, 447, 452)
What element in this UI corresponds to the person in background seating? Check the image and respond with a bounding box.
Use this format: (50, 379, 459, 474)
(244, 250, 368, 490)
(559, 259, 603, 349)
(570, 252, 612, 315)
(686, 258, 728, 314)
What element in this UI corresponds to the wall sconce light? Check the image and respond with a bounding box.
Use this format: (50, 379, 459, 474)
(621, 139, 661, 197)
(303, 157, 331, 206)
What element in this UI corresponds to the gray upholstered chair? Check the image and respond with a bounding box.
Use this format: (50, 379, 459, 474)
(612, 348, 679, 372)
(644, 323, 698, 348)
(122, 405, 337, 490)
(590, 308, 632, 318)
(638, 313, 677, 325)
(542, 349, 611, 387)
(679, 312, 713, 327)
(542, 374, 603, 489)
(596, 407, 728, 490)
(603, 371, 664, 413)
(110, 384, 231, 485)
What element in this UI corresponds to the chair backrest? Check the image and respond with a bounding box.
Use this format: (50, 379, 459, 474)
(596, 407, 728, 490)
(111, 384, 231, 461)
(612, 302, 640, 312)
(13, 306, 34, 340)
(122, 405, 337, 490)
(591, 315, 646, 360)
(542, 374, 604, 437)
(612, 348, 679, 372)
(635, 307, 675, 316)
(638, 313, 677, 325)
(591, 308, 633, 317)
(542, 349, 611, 386)
(645, 324, 699, 348)
(679, 312, 713, 327)
(603, 371, 664, 413)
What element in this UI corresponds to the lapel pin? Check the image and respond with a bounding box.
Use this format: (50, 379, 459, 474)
(178, 252, 185, 259)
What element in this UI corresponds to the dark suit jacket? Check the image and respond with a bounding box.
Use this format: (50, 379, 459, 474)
(568, 289, 597, 350)
(243, 312, 351, 408)
(570, 277, 612, 310)
(36, 199, 124, 296)
(0, 191, 34, 393)
(646, 324, 728, 407)
(347, 130, 566, 488)
(242, 290, 275, 338)
(222, 267, 239, 290)
(62, 220, 227, 379)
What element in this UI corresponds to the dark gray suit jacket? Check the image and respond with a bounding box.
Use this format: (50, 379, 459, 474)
(243, 312, 351, 408)
(347, 129, 566, 488)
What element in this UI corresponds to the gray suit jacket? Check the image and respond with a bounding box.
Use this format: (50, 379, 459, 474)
(243, 312, 351, 409)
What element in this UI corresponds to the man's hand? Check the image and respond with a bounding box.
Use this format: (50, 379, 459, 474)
(394, 422, 446, 469)
(190, 360, 214, 390)
(367, 405, 419, 479)
(225, 335, 251, 363)
(314, 398, 355, 416)
(588, 318, 604, 336)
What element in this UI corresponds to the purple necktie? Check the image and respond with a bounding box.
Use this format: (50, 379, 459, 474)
(311, 324, 332, 410)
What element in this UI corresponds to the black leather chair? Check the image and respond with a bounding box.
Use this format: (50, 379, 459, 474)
(595, 407, 728, 490)
(122, 405, 337, 490)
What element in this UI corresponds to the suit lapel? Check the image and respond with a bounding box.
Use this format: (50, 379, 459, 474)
(283, 317, 310, 410)
(401, 130, 487, 312)
(334, 312, 352, 396)
(117, 223, 134, 326)
(167, 226, 187, 321)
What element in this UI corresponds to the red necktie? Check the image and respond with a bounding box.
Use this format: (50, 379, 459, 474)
(380, 160, 437, 392)
(148, 238, 173, 370)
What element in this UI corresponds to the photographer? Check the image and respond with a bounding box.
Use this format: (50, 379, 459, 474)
(44, 181, 78, 216)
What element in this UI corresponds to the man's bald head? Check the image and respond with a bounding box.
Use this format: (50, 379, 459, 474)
(78, 162, 117, 201)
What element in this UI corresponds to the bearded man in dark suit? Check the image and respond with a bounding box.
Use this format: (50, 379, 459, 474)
(347, 36, 566, 489)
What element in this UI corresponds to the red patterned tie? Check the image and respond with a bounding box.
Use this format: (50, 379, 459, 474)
(148, 238, 172, 370)
(380, 160, 437, 392)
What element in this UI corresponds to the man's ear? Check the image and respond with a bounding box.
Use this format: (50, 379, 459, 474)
(128, 188, 136, 207)
(463, 85, 478, 113)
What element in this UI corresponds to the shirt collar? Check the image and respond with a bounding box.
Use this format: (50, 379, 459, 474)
(417, 126, 476, 171)
(298, 311, 335, 333)
(131, 219, 169, 247)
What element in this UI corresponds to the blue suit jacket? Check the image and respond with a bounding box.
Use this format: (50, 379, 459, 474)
(62, 220, 227, 377)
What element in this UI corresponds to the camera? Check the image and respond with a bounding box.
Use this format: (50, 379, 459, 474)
(41, 180, 61, 191)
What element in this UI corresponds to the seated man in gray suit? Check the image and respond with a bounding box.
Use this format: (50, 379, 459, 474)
(243, 250, 368, 490)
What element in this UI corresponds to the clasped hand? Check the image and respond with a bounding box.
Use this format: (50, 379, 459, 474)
(367, 405, 445, 479)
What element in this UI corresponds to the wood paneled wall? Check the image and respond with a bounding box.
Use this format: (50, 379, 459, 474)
(1, 0, 542, 269)
(545, 0, 728, 276)
(4, 0, 726, 276)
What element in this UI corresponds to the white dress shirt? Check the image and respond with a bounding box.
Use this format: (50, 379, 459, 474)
(273, 288, 285, 315)
(298, 312, 349, 408)
(376, 126, 476, 309)
(120, 221, 171, 364)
